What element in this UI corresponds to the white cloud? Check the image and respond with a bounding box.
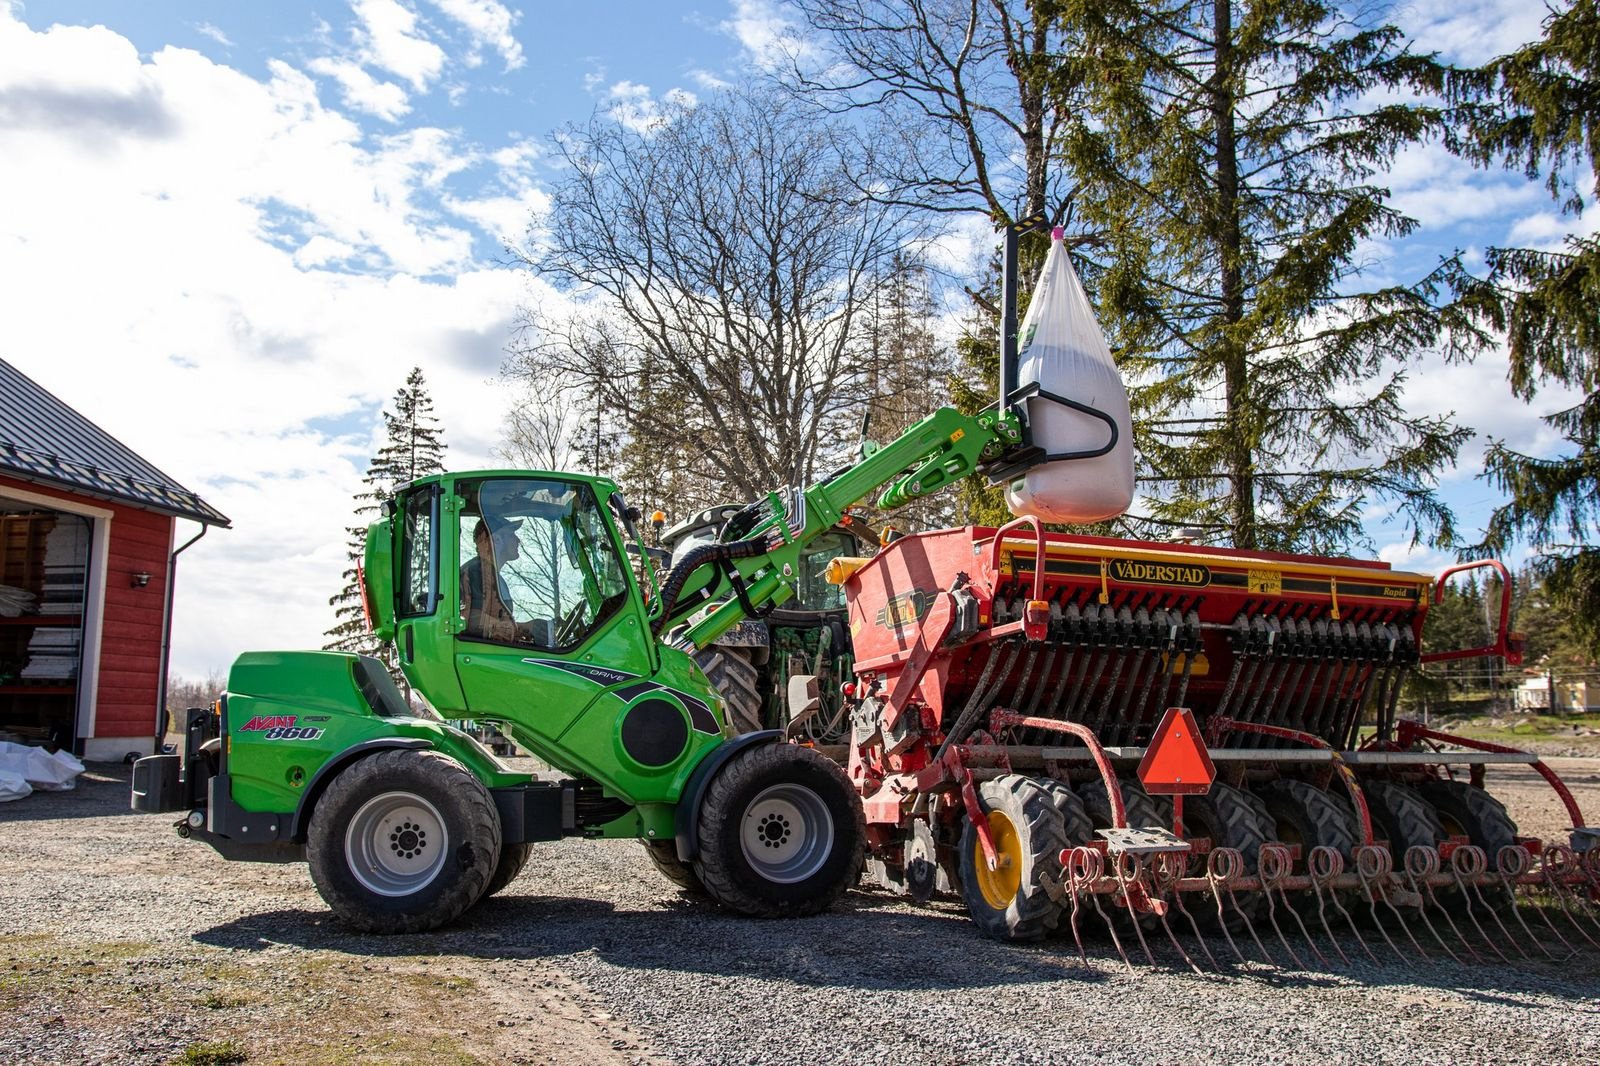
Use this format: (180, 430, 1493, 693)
(0, 7, 559, 678)
(1393, 0, 1549, 65)
(307, 55, 411, 121)
(1385, 142, 1545, 231)
(194, 22, 233, 48)
(603, 79, 696, 134)
(429, 0, 524, 71)
(688, 68, 731, 91)
(720, 0, 812, 71)
(351, 0, 445, 92)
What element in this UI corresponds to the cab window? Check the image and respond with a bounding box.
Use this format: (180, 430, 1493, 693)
(398, 488, 436, 617)
(457, 478, 629, 650)
(792, 530, 857, 611)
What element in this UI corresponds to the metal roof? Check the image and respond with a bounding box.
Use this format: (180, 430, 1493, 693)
(0, 358, 230, 527)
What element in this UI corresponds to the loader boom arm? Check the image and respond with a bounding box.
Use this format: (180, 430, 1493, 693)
(665, 404, 1023, 651)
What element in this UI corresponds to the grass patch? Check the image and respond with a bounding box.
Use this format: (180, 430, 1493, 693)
(171, 1039, 247, 1065)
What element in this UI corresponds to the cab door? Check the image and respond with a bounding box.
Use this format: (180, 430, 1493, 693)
(449, 475, 657, 751)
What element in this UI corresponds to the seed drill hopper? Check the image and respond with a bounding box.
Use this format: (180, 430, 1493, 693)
(835, 517, 1600, 968)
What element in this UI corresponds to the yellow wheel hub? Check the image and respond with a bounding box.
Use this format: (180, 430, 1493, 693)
(973, 810, 1023, 910)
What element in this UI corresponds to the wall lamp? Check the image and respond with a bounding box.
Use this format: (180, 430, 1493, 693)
(132, 571, 152, 588)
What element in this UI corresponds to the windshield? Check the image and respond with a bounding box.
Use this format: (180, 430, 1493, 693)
(792, 530, 859, 611)
(457, 477, 630, 650)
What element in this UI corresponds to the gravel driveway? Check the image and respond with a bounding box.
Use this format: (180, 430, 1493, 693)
(3, 763, 1599, 1065)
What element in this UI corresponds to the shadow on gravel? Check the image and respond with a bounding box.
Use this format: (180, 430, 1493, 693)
(194, 894, 1112, 991)
(194, 891, 1600, 1005)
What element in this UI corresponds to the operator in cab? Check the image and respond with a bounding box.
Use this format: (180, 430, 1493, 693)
(460, 514, 534, 643)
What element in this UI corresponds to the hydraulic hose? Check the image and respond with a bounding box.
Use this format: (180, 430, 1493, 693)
(650, 537, 769, 637)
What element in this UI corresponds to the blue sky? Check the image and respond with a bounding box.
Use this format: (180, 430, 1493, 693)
(0, 1, 1588, 679)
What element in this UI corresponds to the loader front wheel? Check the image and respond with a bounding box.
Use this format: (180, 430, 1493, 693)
(307, 750, 502, 933)
(481, 843, 534, 899)
(693, 743, 864, 917)
(960, 775, 1069, 942)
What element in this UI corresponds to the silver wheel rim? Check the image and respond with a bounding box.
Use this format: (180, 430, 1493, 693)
(345, 791, 448, 897)
(739, 783, 834, 884)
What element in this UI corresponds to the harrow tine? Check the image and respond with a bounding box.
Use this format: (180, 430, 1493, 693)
(1278, 883, 1327, 968)
(1172, 888, 1220, 970)
(1402, 847, 1463, 964)
(1309, 846, 1368, 965)
(1207, 848, 1250, 964)
(1544, 846, 1600, 949)
(1446, 847, 1511, 964)
(1356, 845, 1419, 963)
(1065, 846, 1100, 967)
(1456, 846, 1529, 961)
(1089, 890, 1135, 974)
(1258, 845, 1307, 969)
(1494, 846, 1558, 961)
(1152, 852, 1205, 974)
(1113, 853, 1158, 967)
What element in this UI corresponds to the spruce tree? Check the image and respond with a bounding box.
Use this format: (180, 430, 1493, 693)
(1446, 0, 1600, 656)
(325, 367, 448, 657)
(1055, 0, 1485, 552)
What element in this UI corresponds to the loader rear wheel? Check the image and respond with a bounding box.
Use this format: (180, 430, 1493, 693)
(307, 750, 501, 934)
(695, 646, 766, 733)
(959, 775, 1069, 942)
(692, 743, 864, 917)
(643, 840, 707, 897)
(481, 843, 534, 899)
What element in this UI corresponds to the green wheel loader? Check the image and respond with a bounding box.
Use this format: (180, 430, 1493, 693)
(131, 401, 1043, 932)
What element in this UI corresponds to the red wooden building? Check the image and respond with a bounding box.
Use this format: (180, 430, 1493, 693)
(0, 358, 228, 760)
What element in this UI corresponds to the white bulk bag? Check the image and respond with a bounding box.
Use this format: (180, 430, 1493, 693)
(1004, 230, 1135, 524)
(0, 769, 30, 802)
(0, 740, 84, 791)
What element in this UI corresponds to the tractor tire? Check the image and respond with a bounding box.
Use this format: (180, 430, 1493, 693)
(1036, 777, 1095, 848)
(643, 840, 707, 897)
(1182, 781, 1274, 930)
(692, 743, 864, 917)
(1364, 780, 1445, 855)
(1418, 778, 1519, 866)
(481, 843, 534, 899)
(1076, 778, 1169, 933)
(1259, 778, 1359, 916)
(307, 749, 502, 934)
(1420, 778, 1521, 909)
(696, 646, 766, 733)
(959, 775, 1069, 942)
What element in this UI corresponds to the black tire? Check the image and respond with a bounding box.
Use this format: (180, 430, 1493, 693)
(1260, 778, 1359, 916)
(1036, 777, 1095, 848)
(959, 775, 1069, 942)
(1076, 778, 1169, 933)
(692, 743, 865, 917)
(481, 843, 534, 899)
(1418, 778, 1519, 866)
(696, 646, 766, 733)
(643, 840, 708, 896)
(307, 750, 502, 934)
(1364, 780, 1445, 855)
(1182, 781, 1273, 929)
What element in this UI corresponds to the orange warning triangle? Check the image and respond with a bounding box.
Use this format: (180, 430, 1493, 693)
(1138, 706, 1216, 795)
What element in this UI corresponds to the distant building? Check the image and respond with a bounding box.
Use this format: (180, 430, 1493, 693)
(0, 358, 228, 759)
(1515, 674, 1600, 714)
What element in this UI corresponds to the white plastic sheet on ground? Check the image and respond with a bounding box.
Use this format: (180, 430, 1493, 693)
(1004, 229, 1135, 524)
(0, 740, 85, 799)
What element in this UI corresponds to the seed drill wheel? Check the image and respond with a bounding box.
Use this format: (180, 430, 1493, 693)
(1259, 779, 1359, 915)
(481, 843, 534, 899)
(642, 840, 708, 897)
(1419, 778, 1520, 908)
(692, 743, 865, 917)
(307, 750, 502, 933)
(959, 775, 1069, 942)
(1181, 781, 1273, 931)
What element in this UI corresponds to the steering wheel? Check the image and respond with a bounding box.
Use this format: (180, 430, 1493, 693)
(555, 603, 588, 646)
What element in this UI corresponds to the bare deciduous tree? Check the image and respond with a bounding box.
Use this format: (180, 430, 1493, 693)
(508, 85, 926, 521)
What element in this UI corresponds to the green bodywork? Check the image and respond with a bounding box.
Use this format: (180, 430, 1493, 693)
(212, 404, 1023, 843)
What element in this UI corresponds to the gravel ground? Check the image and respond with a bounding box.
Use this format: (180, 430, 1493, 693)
(3, 762, 1599, 1065)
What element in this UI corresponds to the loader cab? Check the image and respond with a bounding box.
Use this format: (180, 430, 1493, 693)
(383, 471, 662, 744)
